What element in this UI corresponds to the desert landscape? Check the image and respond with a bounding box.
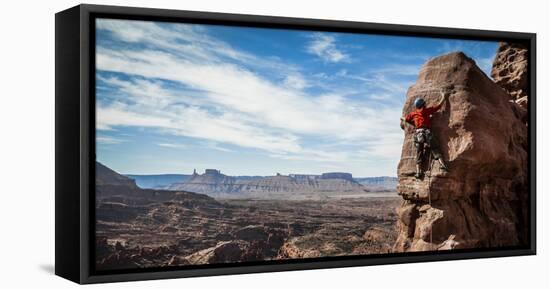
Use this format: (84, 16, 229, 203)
(95, 162, 400, 270)
(95, 41, 530, 271)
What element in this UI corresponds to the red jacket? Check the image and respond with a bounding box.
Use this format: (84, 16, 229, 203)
(405, 104, 442, 129)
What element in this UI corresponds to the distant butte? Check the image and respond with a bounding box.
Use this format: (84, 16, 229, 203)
(165, 169, 388, 198)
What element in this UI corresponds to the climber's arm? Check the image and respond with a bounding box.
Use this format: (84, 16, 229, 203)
(400, 113, 414, 130)
(400, 117, 406, 130)
(427, 93, 447, 114)
(437, 91, 448, 107)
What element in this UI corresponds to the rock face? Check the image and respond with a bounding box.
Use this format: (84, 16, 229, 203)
(491, 42, 529, 104)
(491, 42, 530, 125)
(181, 225, 289, 265)
(393, 52, 528, 252)
(241, 175, 366, 195)
(278, 225, 395, 259)
(320, 172, 353, 181)
(184, 241, 251, 264)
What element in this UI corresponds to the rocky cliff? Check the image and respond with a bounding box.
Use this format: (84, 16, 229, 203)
(321, 172, 354, 181)
(96, 162, 139, 188)
(491, 42, 529, 107)
(393, 51, 528, 252)
(167, 169, 241, 196)
(240, 175, 366, 195)
(95, 161, 218, 206)
(167, 170, 368, 198)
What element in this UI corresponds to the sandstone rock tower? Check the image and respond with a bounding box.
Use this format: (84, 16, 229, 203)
(491, 42, 529, 106)
(393, 50, 529, 252)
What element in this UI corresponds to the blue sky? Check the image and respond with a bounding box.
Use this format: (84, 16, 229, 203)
(95, 18, 499, 177)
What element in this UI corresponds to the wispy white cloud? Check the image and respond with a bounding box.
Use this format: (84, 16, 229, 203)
(96, 101, 173, 131)
(97, 136, 125, 144)
(283, 73, 309, 90)
(97, 19, 246, 64)
(372, 64, 422, 76)
(346, 73, 412, 97)
(306, 33, 350, 63)
(97, 19, 301, 75)
(97, 49, 401, 138)
(157, 143, 189, 149)
(96, 19, 404, 171)
(202, 141, 234, 153)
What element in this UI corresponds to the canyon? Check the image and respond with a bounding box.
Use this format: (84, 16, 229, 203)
(95, 162, 399, 270)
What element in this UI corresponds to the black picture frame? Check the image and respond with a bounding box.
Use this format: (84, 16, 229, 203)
(55, 4, 536, 284)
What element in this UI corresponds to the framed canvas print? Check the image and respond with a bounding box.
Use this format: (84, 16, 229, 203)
(55, 4, 536, 284)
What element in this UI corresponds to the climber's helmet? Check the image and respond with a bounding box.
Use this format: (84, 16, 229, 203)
(414, 97, 426, 108)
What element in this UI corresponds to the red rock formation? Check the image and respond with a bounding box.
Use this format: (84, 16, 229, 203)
(278, 225, 395, 258)
(491, 42, 530, 125)
(393, 52, 528, 252)
(491, 42, 529, 103)
(185, 241, 251, 264)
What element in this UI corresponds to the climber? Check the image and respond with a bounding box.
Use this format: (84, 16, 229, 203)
(400, 91, 449, 179)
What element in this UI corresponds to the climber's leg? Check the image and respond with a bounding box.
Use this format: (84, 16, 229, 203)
(430, 134, 449, 172)
(437, 158, 449, 172)
(415, 164, 423, 179)
(431, 149, 448, 171)
(415, 143, 424, 179)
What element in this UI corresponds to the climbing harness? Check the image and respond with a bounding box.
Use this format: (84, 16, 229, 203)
(413, 128, 428, 147)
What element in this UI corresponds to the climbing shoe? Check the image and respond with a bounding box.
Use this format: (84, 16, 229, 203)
(414, 172, 424, 179)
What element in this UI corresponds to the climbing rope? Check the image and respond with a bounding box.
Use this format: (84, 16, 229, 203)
(409, 135, 435, 246)
(426, 147, 434, 206)
(426, 149, 434, 245)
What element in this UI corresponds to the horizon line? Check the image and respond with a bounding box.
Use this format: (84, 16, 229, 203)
(122, 171, 398, 179)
